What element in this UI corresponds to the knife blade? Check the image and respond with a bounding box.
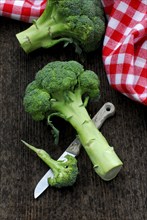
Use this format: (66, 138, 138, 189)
(34, 102, 115, 199)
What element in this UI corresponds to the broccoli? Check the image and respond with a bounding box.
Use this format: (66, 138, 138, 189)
(21, 140, 78, 188)
(16, 0, 105, 54)
(23, 60, 123, 181)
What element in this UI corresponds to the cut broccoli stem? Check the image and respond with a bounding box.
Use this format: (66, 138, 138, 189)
(52, 91, 123, 181)
(16, 21, 71, 53)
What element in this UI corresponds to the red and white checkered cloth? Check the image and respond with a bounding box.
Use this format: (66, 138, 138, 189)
(0, 0, 147, 105)
(0, 0, 46, 23)
(102, 0, 147, 105)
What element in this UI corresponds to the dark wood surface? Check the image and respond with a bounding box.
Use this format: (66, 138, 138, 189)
(0, 17, 147, 220)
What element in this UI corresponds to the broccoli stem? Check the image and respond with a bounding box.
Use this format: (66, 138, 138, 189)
(52, 91, 123, 181)
(21, 140, 63, 175)
(70, 110, 122, 181)
(16, 21, 70, 53)
(21, 140, 53, 166)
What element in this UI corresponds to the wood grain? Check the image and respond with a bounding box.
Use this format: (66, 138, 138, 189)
(0, 17, 146, 220)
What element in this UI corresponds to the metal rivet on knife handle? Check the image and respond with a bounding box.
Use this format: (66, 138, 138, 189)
(66, 102, 115, 156)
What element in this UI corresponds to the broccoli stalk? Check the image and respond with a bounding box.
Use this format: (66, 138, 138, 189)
(16, 0, 105, 53)
(23, 60, 123, 181)
(21, 140, 78, 188)
(50, 90, 122, 180)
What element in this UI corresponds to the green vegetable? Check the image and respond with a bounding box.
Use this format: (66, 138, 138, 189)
(16, 0, 105, 54)
(22, 140, 78, 188)
(23, 60, 123, 181)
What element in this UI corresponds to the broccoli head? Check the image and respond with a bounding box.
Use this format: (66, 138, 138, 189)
(22, 140, 78, 188)
(16, 0, 106, 53)
(23, 61, 123, 181)
(48, 154, 78, 188)
(23, 60, 100, 121)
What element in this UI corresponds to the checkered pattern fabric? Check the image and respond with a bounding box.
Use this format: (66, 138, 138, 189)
(101, 0, 147, 105)
(0, 0, 147, 105)
(0, 0, 46, 23)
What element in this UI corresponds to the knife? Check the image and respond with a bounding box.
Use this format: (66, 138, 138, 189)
(34, 102, 115, 199)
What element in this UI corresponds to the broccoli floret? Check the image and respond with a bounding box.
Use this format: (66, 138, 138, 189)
(16, 0, 105, 54)
(22, 140, 78, 188)
(23, 61, 123, 181)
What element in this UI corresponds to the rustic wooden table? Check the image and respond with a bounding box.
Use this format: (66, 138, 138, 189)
(0, 17, 147, 220)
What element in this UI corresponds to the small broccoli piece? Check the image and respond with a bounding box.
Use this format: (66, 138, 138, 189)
(22, 140, 78, 188)
(23, 60, 123, 181)
(16, 0, 105, 54)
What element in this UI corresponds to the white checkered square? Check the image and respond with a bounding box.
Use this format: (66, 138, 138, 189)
(117, 2, 128, 13)
(105, 55, 112, 65)
(124, 27, 132, 36)
(13, 0, 24, 7)
(133, 11, 145, 21)
(109, 17, 119, 29)
(0, 0, 6, 3)
(103, 36, 110, 45)
(115, 74, 122, 85)
(117, 53, 125, 64)
(126, 74, 135, 85)
(135, 57, 146, 68)
(10, 13, 21, 20)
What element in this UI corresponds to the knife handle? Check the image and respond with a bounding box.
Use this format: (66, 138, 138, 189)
(66, 102, 115, 156)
